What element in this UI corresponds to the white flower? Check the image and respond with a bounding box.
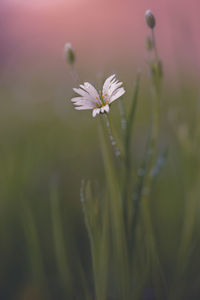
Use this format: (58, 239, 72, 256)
(71, 74, 125, 117)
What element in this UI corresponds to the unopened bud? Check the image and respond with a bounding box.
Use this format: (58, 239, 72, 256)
(64, 43, 75, 65)
(145, 9, 156, 29)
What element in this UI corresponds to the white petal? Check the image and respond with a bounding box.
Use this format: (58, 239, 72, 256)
(73, 84, 98, 105)
(74, 103, 94, 109)
(109, 87, 125, 104)
(92, 108, 100, 117)
(71, 96, 94, 110)
(72, 99, 93, 106)
(81, 82, 99, 99)
(108, 82, 123, 96)
(99, 104, 110, 114)
(102, 74, 116, 95)
(100, 107, 104, 113)
(104, 104, 110, 113)
(71, 97, 83, 103)
(71, 97, 93, 103)
(73, 88, 89, 97)
(75, 105, 93, 110)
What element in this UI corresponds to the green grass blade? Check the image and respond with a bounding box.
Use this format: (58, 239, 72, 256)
(81, 180, 109, 300)
(21, 198, 49, 299)
(50, 182, 72, 296)
(99, 120, 131, 300)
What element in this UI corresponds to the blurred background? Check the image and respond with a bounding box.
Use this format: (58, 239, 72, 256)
(1, 0, 200, 299)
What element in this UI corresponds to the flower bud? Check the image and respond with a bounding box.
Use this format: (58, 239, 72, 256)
(64, 43, 75, 65)
(145, 10, 156, 29)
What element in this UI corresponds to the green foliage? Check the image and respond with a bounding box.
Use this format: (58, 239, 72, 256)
(1, 22, 200, 300)
(1, 76, 200, 299)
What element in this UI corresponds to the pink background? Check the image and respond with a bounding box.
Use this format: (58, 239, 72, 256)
(1, 0, 200, 78)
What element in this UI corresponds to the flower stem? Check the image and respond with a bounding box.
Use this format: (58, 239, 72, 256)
(104, 114, 121, 158)
(152, 29, 159, 62)
(70, 65, 80, 84)
(139, 25, 167, 295)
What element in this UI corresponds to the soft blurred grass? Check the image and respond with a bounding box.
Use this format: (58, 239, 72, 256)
(0, 73, 200, 299)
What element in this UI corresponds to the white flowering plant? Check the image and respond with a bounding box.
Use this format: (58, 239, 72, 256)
(71, 74, 125, 117)
(66, 10, 166, 300)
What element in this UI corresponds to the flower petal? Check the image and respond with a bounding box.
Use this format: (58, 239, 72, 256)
(75, 105, 93, 110)
(72, 83, 98, 110)
(109, 87, 125, 104)
(71, 96, 83, 103)
(71, 96, 94, 110)
(100, 104, 110, 114)
(92, 108, 101, 117)
(108, 82, 123, 96)
(104, 104, 110, 113)
(102, 74, 116, 95)
(81, 82, 99, 99)
(71, 98, 93, 106)
(73, 88, 90, 97)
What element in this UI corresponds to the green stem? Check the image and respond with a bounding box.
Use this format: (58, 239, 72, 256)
(105, 114, 121, 158)
(123, 74, 140, 234)
(132, 27, 166, 297)
(152, 29, 159, 62)
(70, 65, 80, 84)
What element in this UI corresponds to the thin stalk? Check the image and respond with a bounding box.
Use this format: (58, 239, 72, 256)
(81, 181, 109, 300)
(118, 97, 127, 134)
(123, 74, 140, 235)
(50, 183, 72, 296)
(139, 27, 167, 296)
(70, 65, 80, 84)
(105, 114, 121, 159)
(99, 122, 131, 299)
(125, 74, 140, 179)
(130, 133, 152, 254)
(21, 197, 49, 299)
(143, 26, 161, 206)
(152, 29, 159, 62)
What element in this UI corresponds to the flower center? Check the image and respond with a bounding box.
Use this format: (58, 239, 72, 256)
(94, 93, 109, 109)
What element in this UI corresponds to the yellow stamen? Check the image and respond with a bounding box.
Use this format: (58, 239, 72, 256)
(105, 100, 109, 105)
(105, 93, 108, 97)
(102, 95, 104, 99)
(96, 97, 98, 100)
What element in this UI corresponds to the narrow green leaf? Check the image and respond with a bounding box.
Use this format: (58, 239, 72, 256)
(99, 120, 131, 300)
(81, 180, 109, 300)
(21, 198, 49, 299)
(125, 72, 141, 159)
(50, 182, 72, 295)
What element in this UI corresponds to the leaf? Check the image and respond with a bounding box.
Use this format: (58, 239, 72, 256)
(50, 181, 72, 294)
(125, 71, 141, 160)
(99, 120, 131, 299)
(81, 180, 109, 300)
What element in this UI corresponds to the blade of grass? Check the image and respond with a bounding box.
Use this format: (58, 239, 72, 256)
(21, 197, 49, 299)
(81, 180, 109, 300)
(123, 73, 141, 231)
(99, 120, 130, 300)
(50, 182, 72, 296)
